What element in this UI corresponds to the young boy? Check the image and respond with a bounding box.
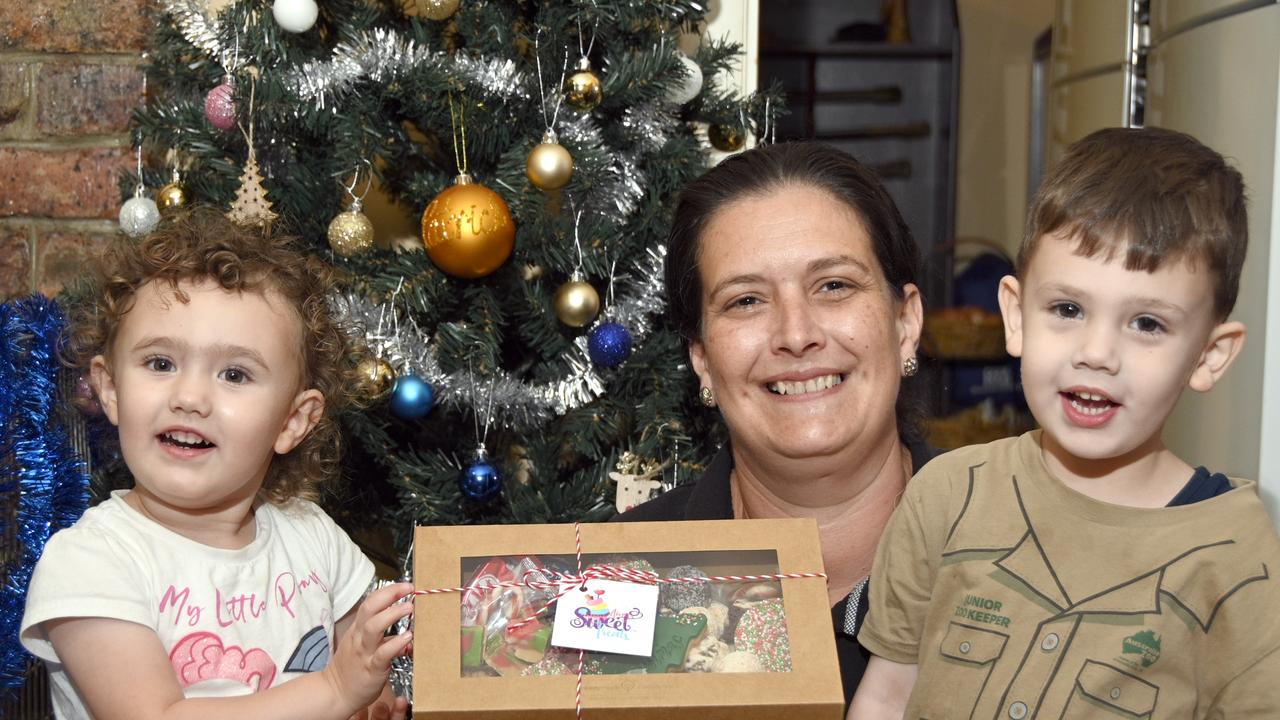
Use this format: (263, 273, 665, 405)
(21, 206, 413, 720)
(850, 127, 1280, 718)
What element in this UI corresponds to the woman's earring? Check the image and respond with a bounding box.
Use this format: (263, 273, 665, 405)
(902, 356, 919, 377)
(699, 386, 716, 407)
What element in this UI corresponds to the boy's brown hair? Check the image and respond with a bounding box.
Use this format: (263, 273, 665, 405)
(63, 205, 361, 504)
(1021, 126, 1247, 319)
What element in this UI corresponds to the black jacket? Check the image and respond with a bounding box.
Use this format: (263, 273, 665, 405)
(613, 440, 937, 709)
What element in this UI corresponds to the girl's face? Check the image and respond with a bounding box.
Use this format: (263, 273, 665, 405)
(92, 279, 321, 519)
(689, 184, 922, 466)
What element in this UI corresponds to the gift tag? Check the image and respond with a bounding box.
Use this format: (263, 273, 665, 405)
(551, 579, 659, 656)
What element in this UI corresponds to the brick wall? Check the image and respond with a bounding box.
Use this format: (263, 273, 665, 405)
(0, 0, 151, 300)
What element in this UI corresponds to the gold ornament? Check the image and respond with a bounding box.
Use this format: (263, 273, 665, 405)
(227, 147, 277, 226)
(156, 181, 189, 212)
(526, 130, 573, 190)
(355, 356, 396, 400)
(708, 124, 745, 153)
(401, 0, 459, 20)
(327, 199, 375, 257)
(565, 57, 603, 111)
(421, 173, 515, 278)
(553, 274, 600, 327)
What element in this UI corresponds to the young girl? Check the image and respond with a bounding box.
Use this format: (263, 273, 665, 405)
(21, 206, 413, 720)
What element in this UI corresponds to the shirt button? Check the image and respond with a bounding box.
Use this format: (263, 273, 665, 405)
(1041, 633, 1060, 651)
(1009, 701, 1028, 719)
(1111, 687, 1122, 700)
(959, 641, 972, 654)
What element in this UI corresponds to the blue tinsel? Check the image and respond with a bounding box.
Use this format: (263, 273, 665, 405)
(0, 296, 90, 699)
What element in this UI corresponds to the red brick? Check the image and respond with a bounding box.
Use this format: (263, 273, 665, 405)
(35, 229, 111, 297)
(0, 0, 153, 53)
(0, 147, 131, 219)
(0, 230, 34, 299)
(0, 63, 32, 138)
(37, 63, 143, 136)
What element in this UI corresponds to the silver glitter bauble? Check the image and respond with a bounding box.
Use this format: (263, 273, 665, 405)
(119, 189, 161, 238)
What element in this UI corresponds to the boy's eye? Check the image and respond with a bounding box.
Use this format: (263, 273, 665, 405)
(1050, 302, 1082, 319)
(729, 295, 761, 309)
(1132, 315, 1166, 334)
(221, 367, 251, 384)
(145, 357, 174, 372)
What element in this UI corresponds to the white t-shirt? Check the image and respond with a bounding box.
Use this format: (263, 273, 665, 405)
(21, 490, 375, 719)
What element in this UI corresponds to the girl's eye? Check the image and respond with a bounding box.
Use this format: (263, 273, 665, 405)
(221, 367, 251, 384)
(1050, 302, 1082, 319)
(1133, 315, 1166, 334)
(145, 357, 174, 372)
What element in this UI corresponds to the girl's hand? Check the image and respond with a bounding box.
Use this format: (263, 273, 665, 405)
(325, 582, 415, 717)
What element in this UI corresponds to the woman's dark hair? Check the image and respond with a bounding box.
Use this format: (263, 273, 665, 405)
(664, 141, 926, 441)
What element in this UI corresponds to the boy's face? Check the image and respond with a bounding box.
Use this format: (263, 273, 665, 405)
(91, 279, 322, 514)
(998, 231, 1244, 464)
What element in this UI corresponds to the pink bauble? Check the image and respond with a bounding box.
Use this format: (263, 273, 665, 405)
(204, 83, 236, 131)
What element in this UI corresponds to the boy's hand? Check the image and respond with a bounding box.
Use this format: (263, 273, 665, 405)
(325, 582, 415, 717)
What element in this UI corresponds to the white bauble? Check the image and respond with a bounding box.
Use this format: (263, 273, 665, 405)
(272, 0, 319, 33)
(666, 54, 703, 105)
(119, 194, 160, 238)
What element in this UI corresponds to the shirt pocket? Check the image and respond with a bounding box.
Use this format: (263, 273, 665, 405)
(911, 622, 1009, 719)
(1060, 659, 1159, 719)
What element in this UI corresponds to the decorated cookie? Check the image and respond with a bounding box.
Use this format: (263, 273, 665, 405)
(733, 598, 792, 672)
(646, 612, 708, 673)
(684, 636, 731, 673)
(713, 649, 765, 673)
(679, 602, 730, 642)
(521, 652, 574, 677)
(660, 565, 712, 613)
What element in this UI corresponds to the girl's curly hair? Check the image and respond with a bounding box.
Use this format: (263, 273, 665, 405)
(63, 205, 361, 505)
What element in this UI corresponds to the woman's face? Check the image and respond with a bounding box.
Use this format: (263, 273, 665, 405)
(690, 184, 922, 464)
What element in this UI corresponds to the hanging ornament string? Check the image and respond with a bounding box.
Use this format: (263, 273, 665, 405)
(527, 31, 575, 191)
(534, 28, 569, 134)
(554, 202, 601, 328)
(448, 91, 469, 178)
(575, 5, 598, 62)
(407, 522, 828, 718)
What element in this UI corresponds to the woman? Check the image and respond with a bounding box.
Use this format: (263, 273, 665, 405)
(616, 142, 932, 706)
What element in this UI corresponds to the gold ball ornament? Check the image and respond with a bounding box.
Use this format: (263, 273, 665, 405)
(327, 200, 375, 257)
(526, 130, 573, 190)
(355, 356, 396, 401)
(156, 181, 190, 212)
(421, 174, 515, 278)
(708, 124, 746, 153)
(553, 274, 601, 328)
(401, 0, 459, 20)
(565, 57, 603, 111)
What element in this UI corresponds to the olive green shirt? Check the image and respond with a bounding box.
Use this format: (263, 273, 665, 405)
(860, 431, 1280, 719)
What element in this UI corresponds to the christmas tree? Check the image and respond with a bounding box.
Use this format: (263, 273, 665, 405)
(125, 0, 781, 562)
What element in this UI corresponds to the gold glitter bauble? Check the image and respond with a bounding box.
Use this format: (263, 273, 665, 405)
(526, 132, 573, 190)
(553, 277, 600, 327)
(420, 174, 515, 278)
(401, 0, 459, 20)
(565, 57, 603, 111)
(355, 356, 396, 400)
(327, 207, 375, 257)
(708, 124, 745, 153)
(156, 181, 189, 212)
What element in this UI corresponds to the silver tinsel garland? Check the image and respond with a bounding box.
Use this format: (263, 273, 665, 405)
(332, 244, 666, 430)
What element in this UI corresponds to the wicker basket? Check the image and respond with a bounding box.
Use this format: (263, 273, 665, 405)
(921, 306, 1007, 360)
(925, 402, 1031, 451)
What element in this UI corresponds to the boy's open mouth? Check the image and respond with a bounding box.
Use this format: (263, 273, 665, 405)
(159, 431, 215, 450)
(1061, 390, 1118, 416)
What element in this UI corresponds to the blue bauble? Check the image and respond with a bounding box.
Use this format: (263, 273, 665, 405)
(389, 374, 435, 420)
(587, 322, 633, 367)
(459, 459, 502, 503)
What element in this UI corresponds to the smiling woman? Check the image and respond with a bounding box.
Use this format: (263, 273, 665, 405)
(615, 142, 934, 707)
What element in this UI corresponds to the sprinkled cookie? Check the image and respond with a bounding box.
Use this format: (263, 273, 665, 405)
(660, 564, 712, 612)
(733, 598, 792, 672)
(713, 649, 764, 673)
